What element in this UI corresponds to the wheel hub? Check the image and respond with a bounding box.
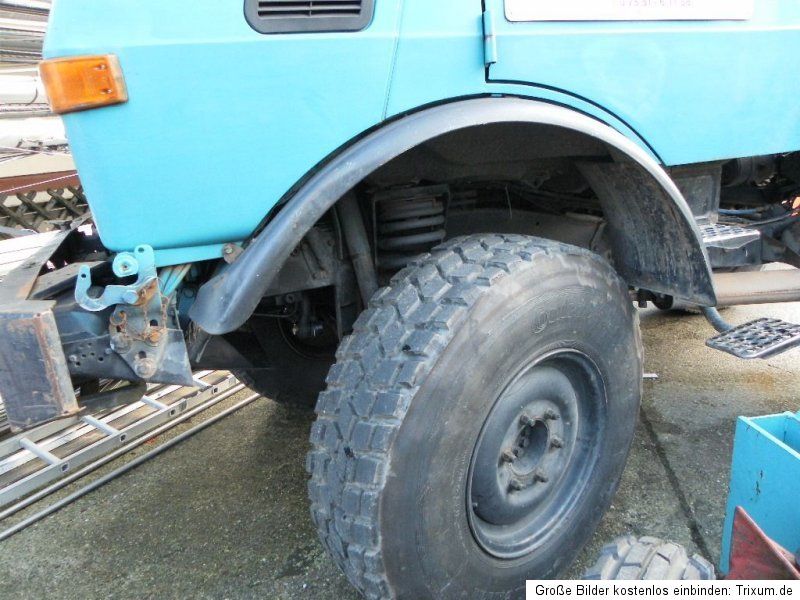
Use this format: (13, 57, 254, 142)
(506, 414, 558, 491)
(471, 383, 572, 526)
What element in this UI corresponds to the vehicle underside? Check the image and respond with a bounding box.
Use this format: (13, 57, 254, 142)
(6, 120, 800, 415)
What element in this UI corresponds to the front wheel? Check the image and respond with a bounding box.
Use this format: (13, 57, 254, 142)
(307, 235, 643, 599)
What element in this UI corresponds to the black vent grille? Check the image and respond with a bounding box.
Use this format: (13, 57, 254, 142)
(257, 1, 362, 18)
(245, 0, 374, 34)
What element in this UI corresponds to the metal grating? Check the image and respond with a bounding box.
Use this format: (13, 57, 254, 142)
(245, 0, 373, 33)
(706, 318, 800, 359)
(0, 186, 88, 240)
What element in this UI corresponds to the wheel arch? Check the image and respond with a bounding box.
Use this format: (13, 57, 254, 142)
(189, 97, 715, 335)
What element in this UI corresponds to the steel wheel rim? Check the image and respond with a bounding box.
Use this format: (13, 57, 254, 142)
(466, 349, 607, 559)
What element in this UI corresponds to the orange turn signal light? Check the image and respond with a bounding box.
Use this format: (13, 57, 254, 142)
(39, 55, 127, 115)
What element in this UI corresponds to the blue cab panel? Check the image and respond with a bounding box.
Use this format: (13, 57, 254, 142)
(45, 0, 800, 262)
(485, 0, 800, 166)
(44, 0, 403, 255)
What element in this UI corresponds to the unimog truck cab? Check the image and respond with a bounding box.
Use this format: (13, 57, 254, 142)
(3, 0, 800, 597)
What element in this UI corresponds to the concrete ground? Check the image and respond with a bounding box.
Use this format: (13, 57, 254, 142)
(1, 302, 799, 598)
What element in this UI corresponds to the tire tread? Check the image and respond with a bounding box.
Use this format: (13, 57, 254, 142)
(308, 235, 636, 599)
(583, 535, 716, 581)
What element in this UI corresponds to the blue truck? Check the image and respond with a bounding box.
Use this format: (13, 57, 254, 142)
(3, 0, 800, 596)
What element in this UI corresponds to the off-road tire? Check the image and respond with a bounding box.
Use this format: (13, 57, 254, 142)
(307, 235, 643, 599)
(583, 536, 716, 580)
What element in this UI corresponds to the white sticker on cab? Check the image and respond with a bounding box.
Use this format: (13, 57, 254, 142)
(505, 0, 754, 22)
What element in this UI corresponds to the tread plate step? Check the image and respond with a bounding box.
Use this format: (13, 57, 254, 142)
(700, 223, 760, 249)
(706, 318, 800, 359)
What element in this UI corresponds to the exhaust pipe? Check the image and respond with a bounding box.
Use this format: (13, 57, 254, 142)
(713, 269, 800, 306)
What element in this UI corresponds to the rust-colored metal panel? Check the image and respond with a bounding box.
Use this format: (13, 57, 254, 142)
(0, 171, 79, 196)
(0, 300, 79, 431)
(727, 507, 800, 580)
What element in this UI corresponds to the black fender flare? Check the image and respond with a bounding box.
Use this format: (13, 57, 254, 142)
(190, 97, 715, 335)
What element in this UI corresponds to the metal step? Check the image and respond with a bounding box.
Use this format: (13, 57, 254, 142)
(700, 223, 761, 249)
(706, 318, 800, 359)
(0, 370, 240, 507)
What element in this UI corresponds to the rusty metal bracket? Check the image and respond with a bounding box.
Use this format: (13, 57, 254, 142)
(105, 276, 193, 386)
(72, 244, 193, 385)
(75, 244, 157, 312)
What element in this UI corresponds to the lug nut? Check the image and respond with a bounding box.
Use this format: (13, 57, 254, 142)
(508, 478, 525, 492)
(500, 449, 516, 463)
(534, 470, 549, 483)
(519, 414, 535, 427)
(544, 409, 560, 421)
(550, 436, 564, 449)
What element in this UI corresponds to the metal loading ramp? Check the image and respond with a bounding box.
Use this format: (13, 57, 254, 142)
(0, 371, 243, 510)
